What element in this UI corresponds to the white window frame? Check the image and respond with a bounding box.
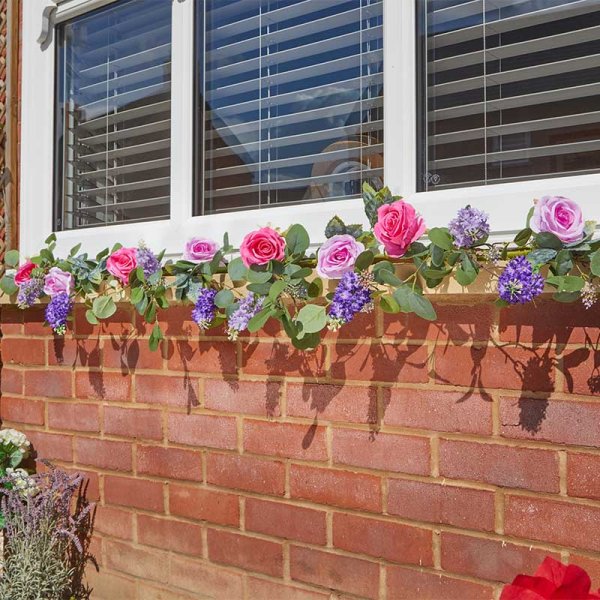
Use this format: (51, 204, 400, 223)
(20, 0, 600, 260)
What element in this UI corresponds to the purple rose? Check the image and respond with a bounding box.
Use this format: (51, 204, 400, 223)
(43, 267, 73, 297)
(531, 196, 585, 244)
(316, 234, 365, 279)
(183, 238, 219, 263)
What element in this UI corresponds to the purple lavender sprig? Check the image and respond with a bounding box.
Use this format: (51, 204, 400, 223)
(192, 287, 218, 330)
(498, 256, 544, 304)
(227, 292, 265, 341)
(449, 205, 490, 248)
(327, 271, 373, 330)
(136, 243, 161, 279)
(17, 278, 44, 309)
(45, 292, 73, 335)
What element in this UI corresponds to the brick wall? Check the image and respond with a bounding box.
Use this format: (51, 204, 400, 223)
(1, 299, 600, 599)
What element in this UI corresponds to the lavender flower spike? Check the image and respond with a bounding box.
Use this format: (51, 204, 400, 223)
(192, 287, 218, 330)
(45, 292, 73, 335)
(136, 242, 161, 279)
(227, 292, 264, 341)
(328, 271, 373, 330)
(449, 205, 490, 248)
(498, 256, 544, 305)
(17, 278, 44, 309)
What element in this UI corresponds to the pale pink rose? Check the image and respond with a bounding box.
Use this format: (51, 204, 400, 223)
(317, 234, 365, 279)
(374, 200, 426, 258)
(531, 195, 585, 244)
(239, 227, 286, 267)
(106, 247, 138, 284)
(14, 261, 36, 285)
(183, 238, 219, 263)
(43, 267, 73, 296)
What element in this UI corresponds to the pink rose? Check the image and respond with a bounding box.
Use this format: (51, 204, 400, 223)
(317, 234, 365, 279)
(183, 238, 219, 263)
(43, 267, 73, 296)
(374, 200, 426, 257)
(106, 247, 138, 285)
(531, 195, 585, 244)
(239, 227, 286, 267)
(14, 261, 36, 285)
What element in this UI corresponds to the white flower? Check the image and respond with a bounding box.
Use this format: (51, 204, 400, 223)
(0, 428, 31, 456)
(6, 467, 37, 497)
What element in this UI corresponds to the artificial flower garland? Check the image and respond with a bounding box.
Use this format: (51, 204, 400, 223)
(1, 184, 598, 351)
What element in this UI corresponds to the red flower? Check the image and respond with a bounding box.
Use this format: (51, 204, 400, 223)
(501, 557, 600, 600)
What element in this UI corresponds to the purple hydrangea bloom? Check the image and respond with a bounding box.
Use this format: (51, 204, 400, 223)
(498, 256, 544, 304)
(192, 287, 217, 330)
(136, 245, 161, 279)
(17, 278, 44, 309)
(45, 292, 73, 335)
(227, 292, 264, 340)
(328, 271, 373, 329)
(448, 205, 490, 248)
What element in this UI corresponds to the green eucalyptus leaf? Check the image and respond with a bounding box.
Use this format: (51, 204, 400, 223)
(69, 243, 82, 257)
(130, 287, 144, 305)
(307, 278, 323, 298)
(286, 224, 310, 256)
(45, 233, 57, 245)
(454, 254, 478, 286)
(268, 279, 287, 302)
(290, 267, 312, 279)
(380, 294, 400, 314)
(430, 244, 445, 268)
(404, 241, 429, 258)
(247, 268, 273, 284)
(148, 323, 163, 352)
(214, 289, 235, 308)
(85, 310, 99, 325)
(393, 286, 436, 321)
(355, 250, 375, 271)
(296, 304, 327, 333)
(545, 275, 585, 293)
(553, 291, 580, 303)
(92, 296, 117, 319)
(554, 250, 573, 276)
(247, 306, 274, 333)
(535, 232, 563, 250)
(514, 228, 532, 247)
(590, 249, 600, 277)
(0, 275, 18, 296)
(527, 248, 557, 267)
(5, 250, 20, 267)
(247, 282, 272, 295)
(292, 331, 321, 350)
(428, 227, 453, 251)
(378, 268, 402, 286)
(228, 257, 247, 281)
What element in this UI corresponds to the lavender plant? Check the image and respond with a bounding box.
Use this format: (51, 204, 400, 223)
(0, 466, 96, 600)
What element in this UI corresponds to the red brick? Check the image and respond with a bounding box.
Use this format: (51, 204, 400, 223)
(25, 370, 71, 398)
(104, 475, 164, 512)
(570, 555, 600, 591)
(75, 437, 131, 472)
(168, 413, 237, 450)
(47, 403, 100, 432)
(157, 305, 198, 337)
(169, 555, 243, 597)
(500, 397, 600, 448)
(563, 348, 600, 396)
(290, 545, 379, 599)
(204, 379, 281, 417)
(1, 306, 23, 335)
(207, 452, 285, 496)
(435, 345, 555, 392)
(245, 498, 327, 545)
(138, 446, 202, 482)
(169, 484, 239, 526)
(75, 371, 131, 402)
(246, 578, 329, 600)
(24, 307, 56, 335)
(135, 374, 199, 408)
(333, 429, 430, 475)
(73, 468, 100, 501)
(1, 396, 44, 425)
(103, 406, 163, 440)
(499, 299, 596, 345)
(2, 338, 45, 365)
(75, 305, 134, 336)
(138, 515, 203, 556)
(48, 338, 101, 367)
(568, 453, 600, 500)
(505, 495, 600, 552)
(333, 310, 377, 340)
(241, 341, 326, 377)
(103, 338, 163, 370)
(135, 584, 196, 600)
(385, 388, 493, 435)
(207, 529, 283, 577)
(287, 383, 378, 424)
(94, 505, 134, 540)
(1, 368, 23, 394)
(330, 343, 429, 383)
(26, 430, 73, 461)
(244, 420, 328, 462)
(387, 479, 495, 531)
(86, 570, 136, 600)
(104, 540, 168, 583)
(387, 566, 494, 600)
(439, 439, 560, 492)
(384, 302, 494, 343)
(290, 465, 382, 512)
(166, 340, 237, 374)
(441, 532, 558, 583)
(333, 513, 433, 566)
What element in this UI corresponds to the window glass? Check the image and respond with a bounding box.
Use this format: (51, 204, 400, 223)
(54, 0, 172, 230)
(418, 0, 600, 191)
(195, 0, 384, 215)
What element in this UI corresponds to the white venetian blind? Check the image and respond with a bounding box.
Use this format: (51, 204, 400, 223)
(197, 0, 384, 214)
(419, 0, 600, 191)
(55, 0, 172, 230)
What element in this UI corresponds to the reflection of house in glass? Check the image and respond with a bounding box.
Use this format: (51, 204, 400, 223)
(199, 0, 384, 215)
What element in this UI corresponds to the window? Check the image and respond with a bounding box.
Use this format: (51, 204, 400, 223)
(54, 0, 172, 231)
(195, 0, 384, 215)
(418, 0, 600, 191)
